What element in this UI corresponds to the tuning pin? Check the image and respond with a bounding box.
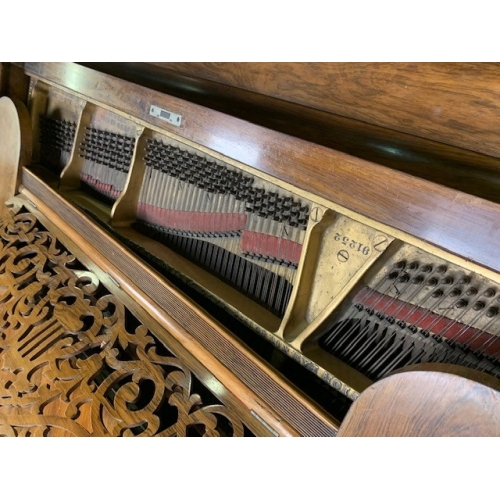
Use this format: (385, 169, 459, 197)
(486, 307, 498, 318)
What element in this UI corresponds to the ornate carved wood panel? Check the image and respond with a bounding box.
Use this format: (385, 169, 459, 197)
(0, 202, 253, 436)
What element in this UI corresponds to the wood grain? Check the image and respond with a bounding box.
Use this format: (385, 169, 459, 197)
(0, 199, 271, 436)
(14, 63, 500, 437)
(0, 63, 30, 103)
(0, 97, 32, 205)
(145, 63, 500, 160)
(19, 168, 340, 436)
(23, 63, 500, 275)
(81, 62, 500, 203)
(338, 365, 500, 436)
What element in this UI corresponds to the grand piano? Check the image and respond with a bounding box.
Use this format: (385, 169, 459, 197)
(0, 62, 499, 436)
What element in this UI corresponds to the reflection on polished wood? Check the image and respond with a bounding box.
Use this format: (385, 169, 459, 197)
(144, 63, 500, 160)
(22, 63, 500, 274)
(3, 62, 500, 437)
(0, 96, 32, 206)
(82, 62, 500, 204)
(338, 365, 500, 437)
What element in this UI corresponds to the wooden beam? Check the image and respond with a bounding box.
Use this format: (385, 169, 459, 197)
(23, 63, 500, 275)
(147, 63, 500, 160)
(81, 62, 500, 203)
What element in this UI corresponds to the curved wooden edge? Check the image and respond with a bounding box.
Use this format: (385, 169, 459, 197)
(389, 362, 500, 393)
(338, 365, 500, 437)
(0, 97, 32, 205)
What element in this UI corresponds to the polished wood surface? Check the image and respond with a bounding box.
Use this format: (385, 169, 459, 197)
(0, 201, 241, 435)
(0, 97, 32, 205)
(0, 65, 341, 436)
(0, 63, 30, 103)
(81, 62, 500, 203)
(0, 197, 303, 436)
(145, 63, 500, 161)
(23, 63, 500, 275)
(338, 366, 500, 437)
(6, 62, 500, 437)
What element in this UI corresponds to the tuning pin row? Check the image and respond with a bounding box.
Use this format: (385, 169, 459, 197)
(39, 117, 76, 153)
(144, 138, 310, 229)
(144, 139, 254, 196)
(80, 127, 135, 172)
(382, 260, 500, 323)
(244, 191, 310, 229)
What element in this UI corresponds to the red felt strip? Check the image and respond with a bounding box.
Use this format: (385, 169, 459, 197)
(136, 203, 247, 232)
(355, 287, 500, 357)
(81, 174, 121, 199)
(240, 230, 303, 264)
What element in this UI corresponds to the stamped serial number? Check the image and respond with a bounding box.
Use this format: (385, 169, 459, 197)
(334, 233, 370, 255)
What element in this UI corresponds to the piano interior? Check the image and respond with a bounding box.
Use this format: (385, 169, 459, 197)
(1, 62, 500, 436)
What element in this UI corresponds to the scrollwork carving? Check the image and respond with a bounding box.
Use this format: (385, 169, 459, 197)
(0, 203, 250, 436)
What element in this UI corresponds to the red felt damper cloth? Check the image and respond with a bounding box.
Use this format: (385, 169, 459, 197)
(81, 174, 121, 199)
(136, 203, 247, 232)
(355, 287, 500, 357)
(240, 230, 303, 264)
